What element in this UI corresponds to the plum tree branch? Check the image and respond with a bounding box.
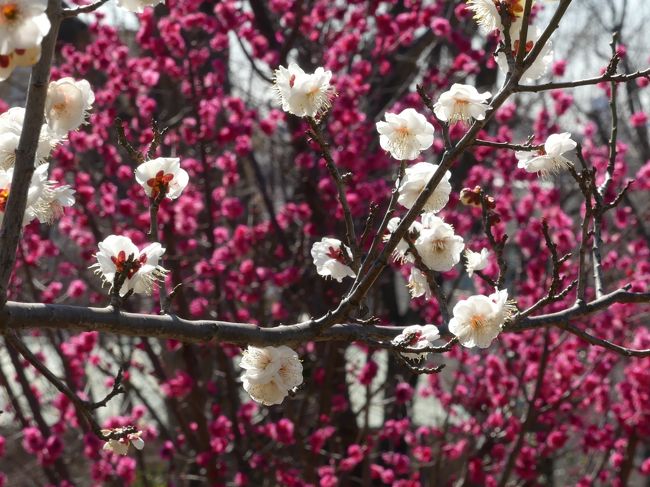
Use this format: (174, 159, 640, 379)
(0, 286, 647, 356)
(0, 0, 61, 308)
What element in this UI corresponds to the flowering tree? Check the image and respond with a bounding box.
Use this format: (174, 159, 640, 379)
(0, 0, 649, 485)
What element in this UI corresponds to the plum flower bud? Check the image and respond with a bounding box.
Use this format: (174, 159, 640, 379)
(433, 84, 491, 124)
(460, 186, 495, 209)
(448, 289, 516, 348)
(392, 324, 440, 361)
(102, 430, 145, 456)
(376, 108, 435, 160)
(116, 0, 164, 13)
(397, 162, 452, 213)
(516, 133, 576, 177)
(310, 237, 356, 282)
(45, 78, 95, 136)
(407, 267, 431, 299)
(135, 157, 189, 200)
(273, 63, 335, 118)
(413, 214, 465, 272)
(0, 0, 50, 55)
(91, 235, 168, 296)
(465, 248, 489, 277)
(0, 107, 59, 169)
(240, 346, 303, 406)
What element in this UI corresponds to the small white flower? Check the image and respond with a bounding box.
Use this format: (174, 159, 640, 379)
(383, 217, 422, 263)
(0, 163, 49, 224)
(407, 267, 431, 299)
(496, 23, 553, 82)
(433, 84, 491, 124)
(0, 0, 50, 55)
(448, 289, 516, 348)
(392, 324, 440, 361)
(91, 235, 168, 296)
(45, 78, 95, 135)
(0, 107, 59, 169)
(376, 108, 435, 160)
(102, 430, 145, 456)
(31, 183, 75, 223)
(135, 157, 189, 200)
(516, 133, 576, 177)
(273, 63, 335, 118)
(116, 0, 164, 13)
(240, 345, 303, 406)
(465, 248, 489, 276)
(413, 214, 464, 272)
(310, 237, 356, 282)
(397, 162, 452, 213)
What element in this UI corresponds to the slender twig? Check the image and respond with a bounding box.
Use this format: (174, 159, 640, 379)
(556, 321, 650, 357)
(306, 117, 360, 271)
(498, 330, 550, 487)
(472, 138, 541, 152)
(516, 68, 650, 93)
(5, 334, 130, 440)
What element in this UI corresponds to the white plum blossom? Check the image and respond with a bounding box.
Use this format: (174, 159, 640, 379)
(0, 0, 50, 55)
(466, 0, 501, 32)
(397, 162, 452, 213)
(413, 214, 464, 272)
(116, 0, 165, 13)
(392, 324, 440, 361)
(516, 133, 576, 177)
(311, 237, 356, 282)
(433, 84, 492, 124)
(407, 267, 431, 299)
(240, 345, 303, 406)
(91, 235, 168, 296)
(496, 23, 553, 82)
(135, 157, 189, 200)
(0, 164, 45, 226)
(448, 289, 516, 348)
(465, 248, 489, 277)
(273, 63, 335, 118)
(376, 108, 435, 160)
(383, 217, 422, 263)
(0, 163, 74, 225)
(102, 430, 145, 456)
(0, 107, 59, 169)
(32, 183, 75, 223)
(45, 78, 95, 135)
(466, 0, 525, 33)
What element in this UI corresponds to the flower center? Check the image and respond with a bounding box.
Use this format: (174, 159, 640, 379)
(430, 239, 447, 252)
(1, 4, 19, 22)
(111, 250, 147, 279)
(146, 170, 174, 199)
(289, 74, 296, 88)
(326, 246, 346, 264)
(469, 314, 487, 331)
(0, 187, 9, 212)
